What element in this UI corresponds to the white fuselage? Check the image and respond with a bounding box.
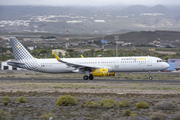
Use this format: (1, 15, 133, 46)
(34, 56, 169, 73)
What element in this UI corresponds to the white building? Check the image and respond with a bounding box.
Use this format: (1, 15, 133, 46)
(94, 20, 105, 23)
(27, 46, 35, 50)
(1, 60, 21, 70)
(67, 20, 83, 23)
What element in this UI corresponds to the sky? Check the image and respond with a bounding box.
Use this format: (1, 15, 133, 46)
(0, 0, 180, 6)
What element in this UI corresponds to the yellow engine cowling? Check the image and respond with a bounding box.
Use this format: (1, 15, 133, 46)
(92, 68, 115, 76)
(92, 68, 108, 76)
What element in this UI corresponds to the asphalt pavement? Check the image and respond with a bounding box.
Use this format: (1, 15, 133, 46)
(0, 78, 180, 83)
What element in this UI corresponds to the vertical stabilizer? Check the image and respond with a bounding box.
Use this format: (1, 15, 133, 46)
(10, 37, 34, 61)
(9, 37, 43, 72)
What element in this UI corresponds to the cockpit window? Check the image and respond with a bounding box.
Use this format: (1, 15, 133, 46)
(157, 60, 165, 62)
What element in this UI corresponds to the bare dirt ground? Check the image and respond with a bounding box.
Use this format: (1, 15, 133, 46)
(0, 71, 180, 120)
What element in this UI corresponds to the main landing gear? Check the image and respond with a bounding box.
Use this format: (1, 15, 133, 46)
(149, 71, 153, 80)
(83, 74, 94, 80)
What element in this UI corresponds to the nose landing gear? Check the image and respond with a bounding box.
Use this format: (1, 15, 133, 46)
(149, 71, 153, 80)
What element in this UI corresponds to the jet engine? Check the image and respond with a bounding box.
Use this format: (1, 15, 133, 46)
(92, 68, 115, 76)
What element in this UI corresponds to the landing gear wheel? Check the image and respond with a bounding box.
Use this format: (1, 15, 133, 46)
(89, 74, 94, 80)
(148, 71, 153, 80)
(149, 76, 153, 80)
(83, 75, 89, 80)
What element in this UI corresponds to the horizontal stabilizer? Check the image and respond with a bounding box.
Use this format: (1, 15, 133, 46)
(7, 61, 25, 66)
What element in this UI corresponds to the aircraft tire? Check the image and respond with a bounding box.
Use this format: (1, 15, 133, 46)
(83, 75, 89, 80)
(149, 76, 153, 80)
(89, 74, 94, 80)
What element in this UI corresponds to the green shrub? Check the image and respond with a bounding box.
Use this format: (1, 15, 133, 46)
(56, 95, 78, 106)
(136, 101, 150, 109)
(39, 113, 54, 120)
(2, 96, 12, 106)
(80, 103, 84, 108)
(156, 101, 176, 110)
(151, 112, 166, 120)
(88, 94, 91, 98)
(17, 96, 28, 103)
(86, 101, 99, 108)
(119, 100, 132, 108)
(123, 109, 135, 116)
(0, 110, 11, 120)
(100, 99, 116, 109)
(16, 90, 24, 94)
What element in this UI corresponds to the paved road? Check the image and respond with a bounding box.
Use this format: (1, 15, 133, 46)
(0, 78, 180, 83)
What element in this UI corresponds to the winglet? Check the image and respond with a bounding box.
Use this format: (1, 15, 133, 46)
(53, 51, 60, 61)
(81, 55, 84, 58)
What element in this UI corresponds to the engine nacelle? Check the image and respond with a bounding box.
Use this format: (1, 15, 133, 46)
(92, 68, 115, 76)
(92, 68, 108, 76)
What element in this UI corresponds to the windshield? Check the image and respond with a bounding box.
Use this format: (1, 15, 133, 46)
(157, 60, 165, 62)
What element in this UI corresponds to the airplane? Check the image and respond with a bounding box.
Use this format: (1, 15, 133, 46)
(8, 37, 169, 80)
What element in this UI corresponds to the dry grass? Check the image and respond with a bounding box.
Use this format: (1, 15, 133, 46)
(0, 80, 180, 95)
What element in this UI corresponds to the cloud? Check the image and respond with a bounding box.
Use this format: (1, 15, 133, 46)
(0, 0, 180, 6)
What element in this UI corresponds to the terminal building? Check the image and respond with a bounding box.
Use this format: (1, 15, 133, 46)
(167, 59, 180, 71)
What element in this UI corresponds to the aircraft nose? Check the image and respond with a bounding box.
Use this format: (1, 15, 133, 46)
(165, 63, 170, 69)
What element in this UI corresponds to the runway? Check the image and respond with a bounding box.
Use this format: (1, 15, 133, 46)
(1, 78, 180, 83)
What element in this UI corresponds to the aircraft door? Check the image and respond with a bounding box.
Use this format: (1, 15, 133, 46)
(147, 58, 152, 66)
(115, 59, 119, 67)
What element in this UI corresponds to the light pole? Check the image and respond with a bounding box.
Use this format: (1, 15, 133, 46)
(114, 35, 119, 57)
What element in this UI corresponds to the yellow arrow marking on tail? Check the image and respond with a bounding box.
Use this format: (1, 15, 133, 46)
(81, 55, 84, 58)
(53, 51, 60, 61)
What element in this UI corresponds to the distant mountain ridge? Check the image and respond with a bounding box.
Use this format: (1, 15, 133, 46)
(120, 4, 178, 17)
(0, 5, 180, 34)
(120, 5, 149, 15)
(0, 5, 179, 19)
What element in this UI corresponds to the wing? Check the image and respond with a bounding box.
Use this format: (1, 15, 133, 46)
(53, 52, 99, 71)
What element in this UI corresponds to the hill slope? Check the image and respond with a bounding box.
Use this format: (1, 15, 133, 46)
(103, 30, 180, 43)
(120, 5, 149, 15)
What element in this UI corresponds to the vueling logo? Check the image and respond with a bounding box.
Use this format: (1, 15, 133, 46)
(121, 58, 136, 62)
(121, 57, 146, 62)
(137, 58, 146, 60)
